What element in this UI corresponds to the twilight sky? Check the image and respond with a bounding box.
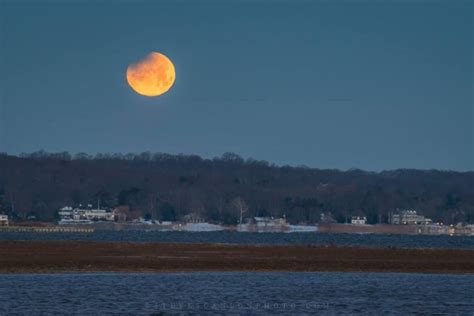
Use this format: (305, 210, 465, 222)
(0, 0, 472, 171)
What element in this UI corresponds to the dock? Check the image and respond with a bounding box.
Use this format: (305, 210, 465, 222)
(0, 226, 95, 233)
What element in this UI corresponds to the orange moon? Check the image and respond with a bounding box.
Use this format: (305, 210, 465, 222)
(126, 52, 176, 97)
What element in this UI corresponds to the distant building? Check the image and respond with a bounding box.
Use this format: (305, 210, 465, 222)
(0, 215, 8, 226)
(83, 209, 114, 221)
(391, 210, 432, 225)
(58, 206, 114, 223)
(461, 224, 474, 236)
(320, 212, 336, 224)
(238, 216, 289, 232)
(58, 206, 74, 219)
(351, 216, 367, 225)
(182, 213, 205, 223)
(415, 223, 448, 235)
(447, 223, 474, 236)
(112, 206, 129, 222)
(253, 217, 287, 227)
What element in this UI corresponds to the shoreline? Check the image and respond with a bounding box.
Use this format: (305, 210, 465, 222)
(2, 222, 472, 236)
(1, 241, 473, 274)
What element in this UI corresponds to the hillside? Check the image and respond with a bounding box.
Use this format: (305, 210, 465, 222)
(0, 152, 472, 224)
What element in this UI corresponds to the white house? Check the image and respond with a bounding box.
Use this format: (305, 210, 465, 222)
(58, 206, 74, 219)
(391, 210, 432, 225)
(58, 206, 114, 223)
(182, 213, 205, 223)
(82, 209, 114, 221)
(254, 217, 287, 227)
(351, 216, 367, 225)
(0, 215, 9, 226)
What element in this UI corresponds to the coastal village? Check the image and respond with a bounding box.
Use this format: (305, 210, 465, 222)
(1, 206, 473, 236)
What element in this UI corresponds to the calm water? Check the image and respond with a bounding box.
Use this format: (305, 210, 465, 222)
(0, 272, 472, 315)
(0, 230, 473, 249)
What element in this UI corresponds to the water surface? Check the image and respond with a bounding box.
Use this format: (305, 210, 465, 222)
(0, 231, 473, 249)
(0, 272, 472, 315)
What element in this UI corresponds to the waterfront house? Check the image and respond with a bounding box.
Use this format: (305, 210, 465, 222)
(416, 223, 448, 235)
(452, 223, 474, 236)
(58, 205, 114, 223)
(462, 224, 474, 236)
(182, 213, 205, 223)
(391, 210, 432, 225)
(254, 217, 287, 227)
(320, 212, 336, 224)
(0, 215, 8, 226)
(82, 208, 114, 221)
(58, 206, 74, 219)
(237, 216, 289, 232)
(351, 216, 367, 225)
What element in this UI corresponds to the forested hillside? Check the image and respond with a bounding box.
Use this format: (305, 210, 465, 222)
(0, 152, 472, 224)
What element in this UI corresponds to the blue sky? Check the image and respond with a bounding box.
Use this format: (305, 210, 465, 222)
(1, 0, 472, 171)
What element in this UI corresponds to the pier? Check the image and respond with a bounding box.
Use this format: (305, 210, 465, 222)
(0, 226, 94, 233)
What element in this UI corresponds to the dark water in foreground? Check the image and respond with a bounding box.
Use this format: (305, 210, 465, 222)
(0, 272, 472, 315)
(0, 230, 473, 249)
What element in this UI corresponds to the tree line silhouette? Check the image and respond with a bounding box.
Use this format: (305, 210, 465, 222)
(0, 151, 472, 224)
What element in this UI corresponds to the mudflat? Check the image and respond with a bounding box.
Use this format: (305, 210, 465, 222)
(0, 241, 473, 274)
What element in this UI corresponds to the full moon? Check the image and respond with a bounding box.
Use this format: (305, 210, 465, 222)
(126, 52, 176, 97)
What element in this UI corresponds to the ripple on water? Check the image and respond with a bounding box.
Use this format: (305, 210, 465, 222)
(0, 272, 473, 315)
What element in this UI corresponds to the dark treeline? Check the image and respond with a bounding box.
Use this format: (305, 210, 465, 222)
(0, 151, 473, 224)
